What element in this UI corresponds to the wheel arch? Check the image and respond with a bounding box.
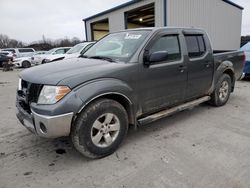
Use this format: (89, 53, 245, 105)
(22, 60, 31, 67)
(214, 61, 235, 93)
(76, 92, 136, 126)
(223, 68, 235, 92)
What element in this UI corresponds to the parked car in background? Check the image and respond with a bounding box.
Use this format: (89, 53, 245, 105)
(0, 51, 15, 59)
(245, 59, 250, 78)
(43, 42, 95, 63)
(64, 42, 95, 59)
(240, 42, 250, 78)
(35, 51, 47, 55)
(13, 56, 32, 68)
(30, 51, 47, 65)
(16, 27, 245, 158)
(13, 51, 46, 68)
(1, 48, 35, 58)
(0, 54, 12, 67)
(31, 47, 71, 65)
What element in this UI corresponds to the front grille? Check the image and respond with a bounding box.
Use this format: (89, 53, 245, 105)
(17, 80, 43, 113)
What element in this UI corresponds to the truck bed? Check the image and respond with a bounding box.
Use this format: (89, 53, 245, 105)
(214, 50, 245, 80)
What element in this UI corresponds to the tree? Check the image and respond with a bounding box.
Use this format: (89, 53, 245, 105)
(0, 34, 84, 50)
(0, 34, 24, 48)
(0, 34, 10, 48)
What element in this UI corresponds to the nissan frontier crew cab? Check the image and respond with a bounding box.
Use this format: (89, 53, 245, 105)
(16, 27, 245, 159)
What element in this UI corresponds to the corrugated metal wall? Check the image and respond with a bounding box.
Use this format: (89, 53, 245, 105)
(167, 0, 242, 50)
(85, 0, 242, 50)
(85, 0, 164, 41)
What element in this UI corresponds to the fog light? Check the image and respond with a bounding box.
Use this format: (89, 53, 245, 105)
(40, 123, 47, 133)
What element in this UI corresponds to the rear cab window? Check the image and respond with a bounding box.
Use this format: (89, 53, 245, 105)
(185, 35, 206, 58)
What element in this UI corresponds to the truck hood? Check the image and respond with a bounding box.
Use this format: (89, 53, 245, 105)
(19, 58, 130, 88)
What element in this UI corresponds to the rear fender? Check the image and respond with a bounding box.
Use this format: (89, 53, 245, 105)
(211, 61, 235, 93)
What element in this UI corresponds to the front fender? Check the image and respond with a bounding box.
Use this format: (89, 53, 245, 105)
(74, 78, 137, 115)
(30, 78, 137, 120)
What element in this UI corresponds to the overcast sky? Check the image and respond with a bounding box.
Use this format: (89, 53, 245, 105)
(0, 0, 249, 43)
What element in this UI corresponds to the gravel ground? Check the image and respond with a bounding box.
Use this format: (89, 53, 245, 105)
(0, 69, 250, 188)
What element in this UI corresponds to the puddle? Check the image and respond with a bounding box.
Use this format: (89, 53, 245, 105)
(0, 82, 9, 85)
(23, 172, 32, 176)
(55, 149, 66, 155)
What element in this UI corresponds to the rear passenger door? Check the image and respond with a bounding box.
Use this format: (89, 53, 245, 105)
(184, 34, 214, 99)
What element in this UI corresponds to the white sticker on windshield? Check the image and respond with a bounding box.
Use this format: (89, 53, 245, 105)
(125, 33, 142, 40)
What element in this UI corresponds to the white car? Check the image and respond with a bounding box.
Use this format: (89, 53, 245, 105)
(13, 56, 33, 68)
(30, 51, 47, 65)
(64, 42, 95, 59)
(1, 48, 35, 58)
(14, 51, 47, 68)
(44, 42, 95, 63)
(31, 47, 71, 65)
(0, 51, 15, 59)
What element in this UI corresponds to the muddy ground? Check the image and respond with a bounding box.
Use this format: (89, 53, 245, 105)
(0, 70, 250, 188)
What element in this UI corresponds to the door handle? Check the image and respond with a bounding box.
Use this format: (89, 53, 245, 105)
(178, 65, 187, 73)
(205, 61, 211, 68)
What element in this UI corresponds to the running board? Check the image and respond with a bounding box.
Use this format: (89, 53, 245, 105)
(138, 96, 211, 126)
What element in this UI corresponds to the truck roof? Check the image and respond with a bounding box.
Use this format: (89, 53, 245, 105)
(116, 27, 206, 35)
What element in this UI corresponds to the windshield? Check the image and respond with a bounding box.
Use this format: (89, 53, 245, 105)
(67, 43, 87, 54)
(84, 30, 150, 62)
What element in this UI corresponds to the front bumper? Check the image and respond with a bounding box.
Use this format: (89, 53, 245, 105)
(31, 60, 39, 65)
(16, 102, 73, 138)
(13, 61, 22, 68)
(241, 73, 245, 80)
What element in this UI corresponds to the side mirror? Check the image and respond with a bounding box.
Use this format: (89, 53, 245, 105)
(149, 51, 169, 63)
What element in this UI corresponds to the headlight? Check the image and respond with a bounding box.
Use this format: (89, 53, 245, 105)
(37, 85, 71, 105)
(44, 59, 51, 63)
(18, 78, 22, 90)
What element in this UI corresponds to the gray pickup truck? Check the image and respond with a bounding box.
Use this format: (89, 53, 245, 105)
(16, 27, 245, 158)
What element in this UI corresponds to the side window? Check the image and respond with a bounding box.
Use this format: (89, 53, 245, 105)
(197, 36, 206, 54)
(64, 48, 70, 53)
(55, 49, 65, 54)
(18, 49, 34, 53)
(149, 35, 181, 62)
(185, 35, 206, 58)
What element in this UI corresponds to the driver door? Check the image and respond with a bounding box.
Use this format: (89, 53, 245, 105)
(139, 33, 188, 114)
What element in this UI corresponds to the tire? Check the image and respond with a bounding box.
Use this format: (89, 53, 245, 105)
(71, 99, 128, 159)
(209, 74, 232, 107)
(41, 59, 46, 64)
(22, 61, 31, 68)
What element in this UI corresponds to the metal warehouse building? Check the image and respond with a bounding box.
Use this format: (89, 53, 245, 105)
(83, 0, 243, 50)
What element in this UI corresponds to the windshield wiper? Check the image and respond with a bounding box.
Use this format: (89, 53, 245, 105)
(88, 56, 116, 62)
